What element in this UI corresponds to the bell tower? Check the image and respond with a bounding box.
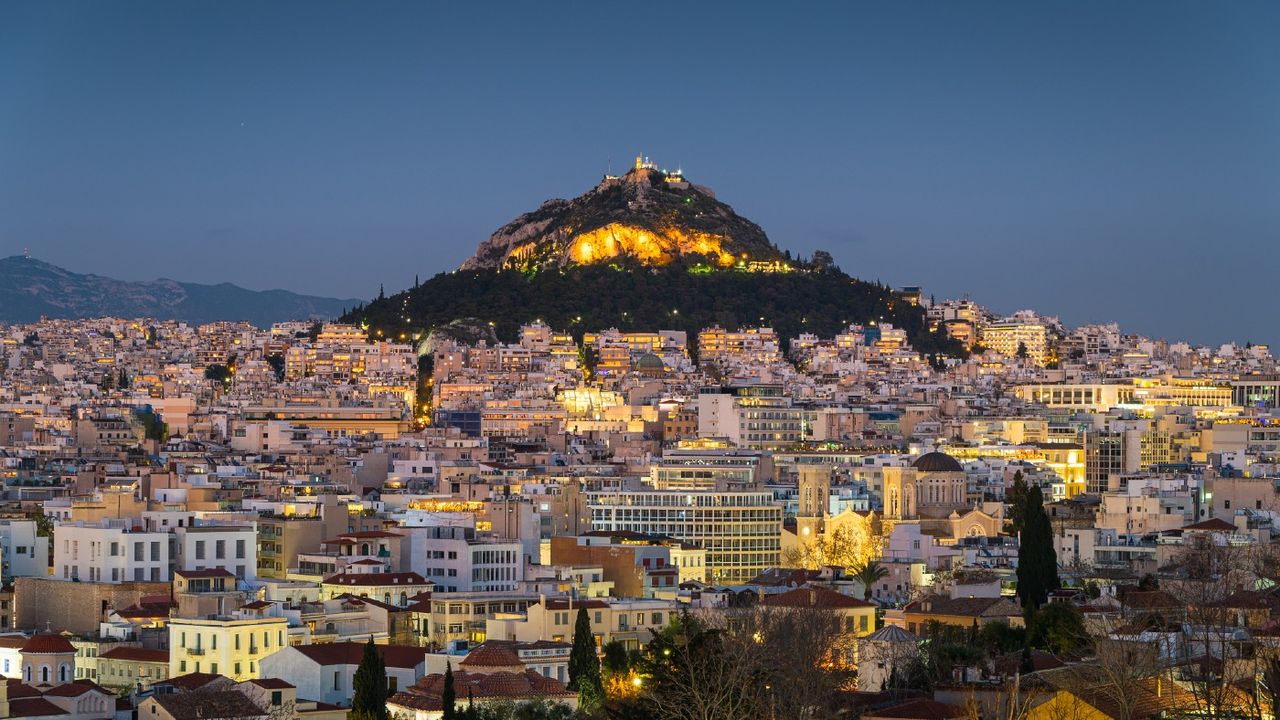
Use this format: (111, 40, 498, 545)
(796, 466, 832, 540)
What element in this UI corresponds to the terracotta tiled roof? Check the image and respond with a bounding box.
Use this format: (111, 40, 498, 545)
(759, 585, 876, 609)
(9, 696, 70, 718)
(1182, 518, 1236, 532)
(293, 642, 426, 669)
(389, 668, 575, 712)
(153, 690, 266, 720)
(100, 646, 170, 663)
(460, 642, 523, 669)
(322, 572, 429, 587)
(160, 672, 230, 692)
(175, 568, 236, 578)
(42, 679, 112, 697)
(245, 677, 295, 689)
(902, 595, 1021, 618)
(21, 632, 76, 655)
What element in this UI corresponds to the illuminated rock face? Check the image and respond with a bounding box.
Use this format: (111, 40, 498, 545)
(461, 163, 784, 271)
(568, 223, 736, 267)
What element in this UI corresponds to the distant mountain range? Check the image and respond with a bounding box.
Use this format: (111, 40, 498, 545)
(0, 256, 362, 326)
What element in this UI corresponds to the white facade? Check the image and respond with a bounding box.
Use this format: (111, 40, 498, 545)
(0, 519, 49, 582)
(53, 523, 172, 584)
(400, 525, 522, 594)
(173, 524, 258, 581)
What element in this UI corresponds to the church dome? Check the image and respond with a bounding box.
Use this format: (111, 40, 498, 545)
(911, 451, 963, 473)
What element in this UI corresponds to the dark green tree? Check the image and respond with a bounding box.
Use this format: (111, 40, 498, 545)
(204, 363, 232, 385)
(601, 639, 630, 676)
(1026, 602, 1088, 654)
(1016, 341, 1029, 359)
(265, 353, 286, 382)
(1005, 470, 1028, 535)
(442, 661, 457, 720)
(351, 638, 389, 720)
(1015, 485, 1059, 610)
(567, 605, 602, 708)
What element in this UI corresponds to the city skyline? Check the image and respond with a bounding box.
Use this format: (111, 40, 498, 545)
(2, 1, 1278, 346)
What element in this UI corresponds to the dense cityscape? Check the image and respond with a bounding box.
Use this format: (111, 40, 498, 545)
(2, 297, 1280, 719)
(5, 1, 1278, 719)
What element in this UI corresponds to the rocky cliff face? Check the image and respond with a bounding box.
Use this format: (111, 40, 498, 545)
(461, 164, 785, 271)
(0, 256, 361, 325)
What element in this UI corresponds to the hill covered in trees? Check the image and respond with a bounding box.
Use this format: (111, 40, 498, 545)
(346, 261, 964, 358)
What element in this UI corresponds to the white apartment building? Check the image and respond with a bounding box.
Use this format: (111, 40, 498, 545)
(0, 519, 49, 582)
(54, 523, 171, 583)
(173, 524, 258, 582)
(696, 386, 818, 450)
(399, 525, 523, 593)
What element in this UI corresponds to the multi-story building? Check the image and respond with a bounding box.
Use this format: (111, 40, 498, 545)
(173, 524, 257, 581)
(697, 385, 817, 450)
(169, 610, 290, 680)
(0, 519, 49, 583)
(486, 597, 678, 651)
(587, 487, 782, 584)
(399, 525, 522, 594)
(53, 523, 172, 584)
(980, 315, 1049, 366)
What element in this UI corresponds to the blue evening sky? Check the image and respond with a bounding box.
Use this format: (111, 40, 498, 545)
(1, 1, 1277, 344)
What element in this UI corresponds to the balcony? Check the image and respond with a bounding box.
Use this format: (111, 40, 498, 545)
(186, 647, 205, 656)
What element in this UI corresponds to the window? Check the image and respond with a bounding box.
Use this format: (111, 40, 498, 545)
(236, 539, 246, 559)
(215, 540, 226, 560)
(195, 541, 206, 560)
(333, 671, 341, 691)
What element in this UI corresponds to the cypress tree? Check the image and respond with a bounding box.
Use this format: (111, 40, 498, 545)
(1005, 470, 1028, 535)
(1016, 485, 1060, 609)
(351, 637, 389, 720)
(442, 661, 457, 720)
(567, 605, 602, 707)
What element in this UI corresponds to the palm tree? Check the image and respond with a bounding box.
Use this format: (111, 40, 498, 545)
(853, 560, 889, 602)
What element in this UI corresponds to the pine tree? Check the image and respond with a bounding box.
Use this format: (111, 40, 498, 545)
(567, 605, 602, 708)
(351, 637, 389, 720)
(442, 661, 457, 720)
(1015, 485, 1059, 610)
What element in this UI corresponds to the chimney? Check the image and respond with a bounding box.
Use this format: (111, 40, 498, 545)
(809, 589, 817, 606)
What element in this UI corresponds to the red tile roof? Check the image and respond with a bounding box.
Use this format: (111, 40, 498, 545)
(9, 696, 70, 718)
(100, 646, 170, 663)
(759, 585, 876, 609)
(21, 632, 76, 655)
(175, 568, 236, 578)
(1182, 518, 1237, 532)
(292, 642, 426, 669)
(322, 572, 429, 587)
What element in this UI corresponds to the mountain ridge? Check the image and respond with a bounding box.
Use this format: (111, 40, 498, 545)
(0, 255, 361, 326)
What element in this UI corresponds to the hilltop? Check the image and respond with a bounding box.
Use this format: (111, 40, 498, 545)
(349, 156, 962, 356)
(0, 256, 360, 326)
(462, 155, 789, 272)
